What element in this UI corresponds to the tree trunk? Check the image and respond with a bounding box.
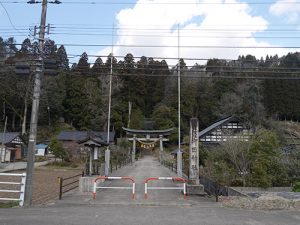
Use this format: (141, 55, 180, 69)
(215, 184, 220, 202)
(12, 113, 15, 131)
(22, 99, 28, 135)
(22, 75, 31, 135)
(242, 175, 246, 187)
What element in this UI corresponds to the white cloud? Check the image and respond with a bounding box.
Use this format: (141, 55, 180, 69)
(270, 0, 300, 22)
(96, 0, 293, 65)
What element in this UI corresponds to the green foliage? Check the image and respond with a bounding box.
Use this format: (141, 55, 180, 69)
(152, 104, 176, 129)
(293, 182, 300, 192)
(129, 108, 144, 129)
(47, 161, 78, 168)
(204, 129, 287, 188)
(117, 138, 131, 149)
(205, 149, 235, 187)
(0, 202, 19, 208)
(49, 137, 68, 161)
(1, 35, 300, 146)
(248, 129, 285, 187)
(199, 143, 208, 167)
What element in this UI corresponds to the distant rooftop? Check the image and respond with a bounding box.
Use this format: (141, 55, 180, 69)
(57, 131, 115, 143)
(198, 116, 235, 138)
(0, 132, 21, 144)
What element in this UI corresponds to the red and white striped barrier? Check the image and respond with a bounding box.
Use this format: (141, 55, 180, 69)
(93, 176, 135, 199)
(144, 177, 187, 199)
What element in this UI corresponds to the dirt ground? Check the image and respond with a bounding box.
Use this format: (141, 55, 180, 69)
(0, 166, 83, 205)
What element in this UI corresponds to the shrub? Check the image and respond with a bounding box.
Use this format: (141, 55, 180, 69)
(293, 182, 300, 192)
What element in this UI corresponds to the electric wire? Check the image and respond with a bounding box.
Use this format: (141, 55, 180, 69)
(0, 2, 29, 35)
(1, 0, 300, 5)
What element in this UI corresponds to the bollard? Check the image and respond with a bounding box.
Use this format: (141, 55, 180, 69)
(58, 177, 63, 200)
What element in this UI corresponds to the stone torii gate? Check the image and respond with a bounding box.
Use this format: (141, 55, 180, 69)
(122, 127, 174, 163)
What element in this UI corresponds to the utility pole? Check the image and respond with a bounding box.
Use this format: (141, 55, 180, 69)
(177, 25, 182, 177)
(105, 54, 113, 176)
(24, 0, 60, 206)
(105, 26, 114, 176)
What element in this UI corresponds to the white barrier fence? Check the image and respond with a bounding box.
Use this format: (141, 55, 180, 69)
(0, 173, 26, 206)
(93, 176, 136, 199)
(144, 177, 187, 199)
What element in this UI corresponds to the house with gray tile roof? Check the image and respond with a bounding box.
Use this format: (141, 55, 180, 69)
(0, 132, 25, 162)
(57, 131, 115, 159)
(198, 116, 252, 145)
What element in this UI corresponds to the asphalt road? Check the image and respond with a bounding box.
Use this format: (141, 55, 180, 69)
(0, 156, 299, 225)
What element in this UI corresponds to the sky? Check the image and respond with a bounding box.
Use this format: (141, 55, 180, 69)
(1, 0, 300, 66)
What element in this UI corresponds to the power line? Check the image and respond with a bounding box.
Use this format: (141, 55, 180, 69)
(46, 43, 300, 49)
(0, 2, 28, 35)
(4, 66, 300, 79)
(1, 0, 300, 5)
(51, 26, 300, 32)
(49, 22, 300, 27)
(0, 52, 282, 61)
(48, 32, 300, 39)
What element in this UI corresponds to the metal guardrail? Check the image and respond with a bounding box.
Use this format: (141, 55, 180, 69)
(93, 176, 136, 199)
(0, 173, 26, 206)
(144, 177, 187, 199)
(58, 172, 84, 200)
(162, 160, 177, 173)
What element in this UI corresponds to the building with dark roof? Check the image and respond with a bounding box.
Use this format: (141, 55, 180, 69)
(58, 131, 115, 142)
(57, 131, 115, 159)
(0, 132, 25, 162)
(198, 116, 252, 145)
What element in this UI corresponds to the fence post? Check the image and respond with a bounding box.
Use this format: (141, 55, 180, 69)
(58, 177, 63, 200)
(19, 173, 26, 206)
(96, 161, 99, 175)
(115, 160, 118, 170)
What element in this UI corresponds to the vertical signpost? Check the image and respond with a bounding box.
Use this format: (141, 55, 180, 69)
(189, 118, 199, 185)
(159, 135, 163, 163)
(132, 135, 136, 164)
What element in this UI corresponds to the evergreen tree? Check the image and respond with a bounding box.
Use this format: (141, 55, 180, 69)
(57, 45, 69, 70)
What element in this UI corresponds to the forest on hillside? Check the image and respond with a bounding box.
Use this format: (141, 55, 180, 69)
(1, 37, 300, 141)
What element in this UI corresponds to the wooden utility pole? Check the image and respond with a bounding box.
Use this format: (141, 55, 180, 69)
(105, 26, 115, 176)
(24, 0, 48, 206)
(177, 25, 182, 177)
(24, 0, 61, 206)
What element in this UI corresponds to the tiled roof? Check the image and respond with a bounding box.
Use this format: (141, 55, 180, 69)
(57, 131, 115, 142)
(77, 136, 108, 146)
(198, 116, 234, 138)
(170, 149, 185, 155)
(36, 144, 48, 149)
(0, 132, 20, 144)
